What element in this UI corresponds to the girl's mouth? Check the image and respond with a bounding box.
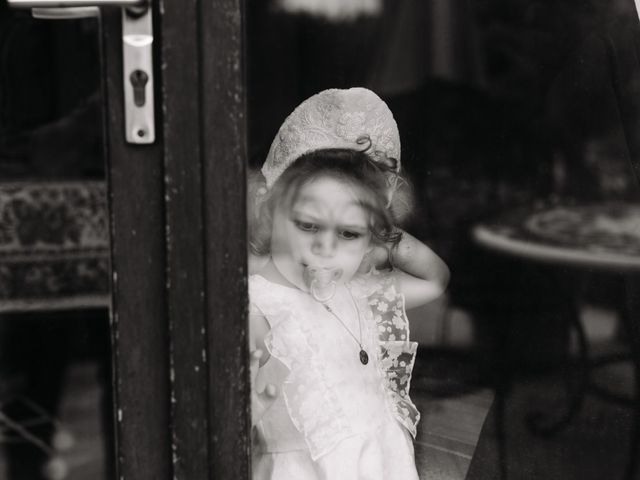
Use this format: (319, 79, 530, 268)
(302, 265, 342, 284)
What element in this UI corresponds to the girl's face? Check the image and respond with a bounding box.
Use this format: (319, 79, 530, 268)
(271, 176, 373, 291)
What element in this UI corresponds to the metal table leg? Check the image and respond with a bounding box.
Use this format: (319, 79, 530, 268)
(526, 272, 591, 436)
(526, 291, 590, 436)
(622, 275, 640, 480)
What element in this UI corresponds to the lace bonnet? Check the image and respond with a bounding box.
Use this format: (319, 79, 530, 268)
(261, 87, 401, 190)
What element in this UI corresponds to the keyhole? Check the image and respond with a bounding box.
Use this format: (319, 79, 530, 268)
(130, 70, 149, 107)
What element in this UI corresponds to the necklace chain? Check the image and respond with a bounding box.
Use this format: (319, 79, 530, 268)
(322, 304, 362, 349)
(320, 287, 369, 365)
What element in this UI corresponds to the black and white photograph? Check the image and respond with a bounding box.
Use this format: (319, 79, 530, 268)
(1, 0, 640, 479)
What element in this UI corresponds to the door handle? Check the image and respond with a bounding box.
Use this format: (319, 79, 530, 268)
(31, 7, 100, 19)
(8, 0, 155, 145)
(8, 0, 144, 7)
(120, 5, 155, 144)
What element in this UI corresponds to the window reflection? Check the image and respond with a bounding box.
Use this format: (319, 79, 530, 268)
(0, 7, 112, 480)
(247, 1, 640, 478)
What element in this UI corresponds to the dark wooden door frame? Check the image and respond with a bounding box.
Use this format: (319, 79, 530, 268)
(102, 1, 249, 478)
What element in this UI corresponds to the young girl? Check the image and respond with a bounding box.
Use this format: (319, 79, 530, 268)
(249, 87, 449, 480)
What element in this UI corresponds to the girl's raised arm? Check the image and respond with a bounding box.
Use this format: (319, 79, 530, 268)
(368, 230, 450, 310)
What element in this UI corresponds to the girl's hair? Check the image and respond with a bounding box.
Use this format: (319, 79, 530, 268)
(248, 148, 414, 255)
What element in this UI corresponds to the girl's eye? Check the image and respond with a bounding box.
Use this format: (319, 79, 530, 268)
(339, 230, 362, 240)
(294, 221, 318, 232)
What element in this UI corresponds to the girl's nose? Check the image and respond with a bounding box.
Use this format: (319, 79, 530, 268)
(312, 231, 336, 257)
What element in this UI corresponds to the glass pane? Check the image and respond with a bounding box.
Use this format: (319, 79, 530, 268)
(0, 6, 112, 479)
(246, 1, 640, 478)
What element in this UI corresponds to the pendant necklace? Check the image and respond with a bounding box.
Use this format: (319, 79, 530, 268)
(320, 288, 369, 365)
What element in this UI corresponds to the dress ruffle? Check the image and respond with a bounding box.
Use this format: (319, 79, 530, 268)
(251, 278, 354, 460)
(350, 269, 420, 437)
(264, 313, 354, 460)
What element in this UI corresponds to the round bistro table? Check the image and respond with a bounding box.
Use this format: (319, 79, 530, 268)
(472, 201, 640, 480)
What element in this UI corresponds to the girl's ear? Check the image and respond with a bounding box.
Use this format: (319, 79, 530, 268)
(387, 174, 414, 227)
(247, 168, 273, 256)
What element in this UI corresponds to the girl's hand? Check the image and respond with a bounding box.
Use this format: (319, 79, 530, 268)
(359, 243, 392, 272)
(384, 230, 450, 310)
(250, 349, 278, 425)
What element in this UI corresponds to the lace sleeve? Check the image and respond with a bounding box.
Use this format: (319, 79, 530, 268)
(360, 269, 421, 437)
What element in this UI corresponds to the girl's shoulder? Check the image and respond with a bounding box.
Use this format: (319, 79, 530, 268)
(249, 274, 309, 319)
(348, 267, 397, 299)
(249, 273, 300, 297)
(249, 274, 279, 307)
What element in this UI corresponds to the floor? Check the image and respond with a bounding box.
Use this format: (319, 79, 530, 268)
(0, 362, 108, 480)
(0, 361, 493, 480)
(415, 389, 493, 480)
(0, 301, 626, 480)
(466, 302, 639, 480)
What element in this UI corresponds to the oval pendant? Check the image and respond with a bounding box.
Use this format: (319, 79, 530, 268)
(359, 349, 369, 365)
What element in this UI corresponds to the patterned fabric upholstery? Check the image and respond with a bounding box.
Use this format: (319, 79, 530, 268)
(0, 181, 109, 312)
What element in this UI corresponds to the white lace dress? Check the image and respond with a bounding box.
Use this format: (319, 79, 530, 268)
(250, 269, 420, 480)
